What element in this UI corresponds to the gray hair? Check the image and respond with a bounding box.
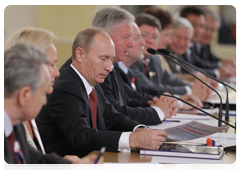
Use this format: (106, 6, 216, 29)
(204, 9, 220, 28)
(91, 6, 135, 35)
(4, 43, 49, 98)
(173, 17, 194, 38)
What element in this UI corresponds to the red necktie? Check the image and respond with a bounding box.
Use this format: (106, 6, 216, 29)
(89, 89, 97, 129)
(142, 61, 150, 79)
(7, 131, 26, 164)
(7, 132, 15, 159)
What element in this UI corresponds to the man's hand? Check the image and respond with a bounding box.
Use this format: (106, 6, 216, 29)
(180, 94, 203, 110)
(191, 79, 211, 101)
(151, 92, 181, 119)
(222, 59, 236, 67)
(148, 97, 158, 106)
(63, 155, 79, 162)
(129, 128, 168, 150)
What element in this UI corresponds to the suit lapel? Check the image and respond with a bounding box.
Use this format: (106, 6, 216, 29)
(66, 66, 94, 128)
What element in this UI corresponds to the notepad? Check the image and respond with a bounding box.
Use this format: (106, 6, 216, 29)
(140, 143, 224, 160)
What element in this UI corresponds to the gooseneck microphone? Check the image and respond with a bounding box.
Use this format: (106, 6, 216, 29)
(147, 48, 223, 127)
(157, 48, 236, 122)
(159, 92, 235, 129)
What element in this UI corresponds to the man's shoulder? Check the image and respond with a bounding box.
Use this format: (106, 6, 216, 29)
(53, 67, 85, 95)
(129, 60, 142, 70)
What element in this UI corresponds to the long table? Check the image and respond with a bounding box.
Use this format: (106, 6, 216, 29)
(89, 114, 236, 164)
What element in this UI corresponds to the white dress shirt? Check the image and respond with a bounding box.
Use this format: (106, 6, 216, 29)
(4, 110, 13, 138)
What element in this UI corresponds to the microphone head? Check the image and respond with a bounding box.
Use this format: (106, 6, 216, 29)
(147, 48, 157, 55)
(157, 49, 170, 55)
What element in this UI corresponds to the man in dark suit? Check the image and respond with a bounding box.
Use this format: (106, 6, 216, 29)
(59, 7, 181, 126)
(121, 22, 202, 111)
(199, 9, 236, 77)
(4, 44, 71, 164)
(36, 27, 168, 158)
(92, 7, 181, 125)
(179, 6, 234, 78)
(130, 13, 211, 101)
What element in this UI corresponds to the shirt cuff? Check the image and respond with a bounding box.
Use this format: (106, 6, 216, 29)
(214, 69, 220, 79)
(151, 106, 165, 121)
(118, 124, 148, 152)
(173, 95, 184, 108)
(185, 86, 192, 95)
(133, 124, 147, 132)
(218, 61, 222, 67)
(118, 132, 131, 152)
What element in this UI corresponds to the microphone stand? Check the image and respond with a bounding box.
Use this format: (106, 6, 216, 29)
(159, 93, 235, 129)
(157, 49, 236, 122)
(147, 48, 223, 127)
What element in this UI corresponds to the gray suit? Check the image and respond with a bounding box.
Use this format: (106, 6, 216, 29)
(130, 55, 191, 95)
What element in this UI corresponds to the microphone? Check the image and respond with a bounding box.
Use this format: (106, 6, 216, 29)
(147, 48, 223, 127)
(157, 48, 236, 122)
(158, 92, 235, 129)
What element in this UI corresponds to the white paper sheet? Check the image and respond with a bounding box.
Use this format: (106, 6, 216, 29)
(169, 113, 211, 120)
(149, 119, 219, 130)
(104, 162, 165, 170)
(151, 156, 225, 164)
(207, 132, 236, 139)
(185, 137, 236, 147)
(178, 108, 219, 115)
(164, 120, 229, 142)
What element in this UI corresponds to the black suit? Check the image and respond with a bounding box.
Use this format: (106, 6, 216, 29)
(166, 45, 219, 78)
(59, 57, 72, 74)
(130, 56, 191, 95)
(4, 124, 70, 164)
(118, 66, 158, 100)
(196, 44, 221, 69)
(36, 66, 139, 158)
(100, 64, 162, 125)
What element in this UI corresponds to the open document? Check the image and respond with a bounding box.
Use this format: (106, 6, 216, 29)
(165, 120, 229, 142)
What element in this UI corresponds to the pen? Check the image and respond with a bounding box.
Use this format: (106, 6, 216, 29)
(94, 146, 106, 164)
(163, 120, 180, 122)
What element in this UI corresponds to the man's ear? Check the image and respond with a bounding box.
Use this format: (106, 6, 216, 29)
(75, 47, 85, 63)
(17, 86, 32, 107)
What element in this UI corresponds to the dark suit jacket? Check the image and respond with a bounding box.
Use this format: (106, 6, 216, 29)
(196, 44, 221, 68)
(59, 57, 72, 74)
(4, 124, 70, 164)
(99, 64, 162, 125)
(166, 45, 219, 78)
(119, 67, 158, 100)
(36, 66, 140, 158)
(130, 55, 191, 95)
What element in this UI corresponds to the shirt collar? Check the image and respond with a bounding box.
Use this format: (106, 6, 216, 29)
(117, 61, 128, 74)
(70, 64, 93, 96)
(4, 110, 13, 137)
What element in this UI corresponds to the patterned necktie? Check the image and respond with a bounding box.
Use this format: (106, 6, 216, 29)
(7, 132, 15, 159)
(14, 140, 27, 170)
(7, 131, 26, 164)
(89, 89, 97, 129)
(142, 61, 150, 79)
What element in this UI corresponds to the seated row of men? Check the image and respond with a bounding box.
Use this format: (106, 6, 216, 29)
(4, 6, 235, 164)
